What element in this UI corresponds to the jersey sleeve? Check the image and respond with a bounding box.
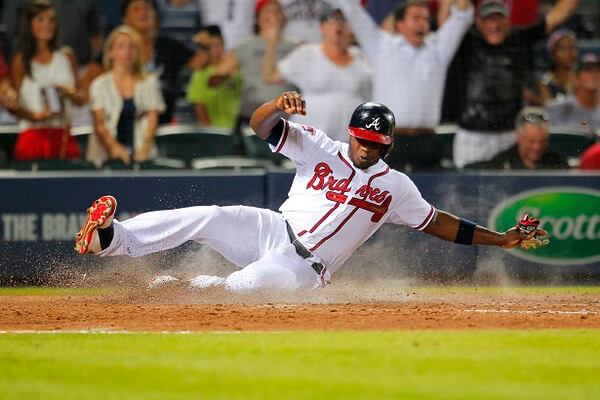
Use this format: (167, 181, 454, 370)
(269, 119, 337, 166)
(387, 174, 436, 230)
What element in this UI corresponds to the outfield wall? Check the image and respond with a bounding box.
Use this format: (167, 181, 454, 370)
(1, 171, 599, 282)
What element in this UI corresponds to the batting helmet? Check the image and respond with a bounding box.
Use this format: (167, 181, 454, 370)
(348, 102, 395, 158)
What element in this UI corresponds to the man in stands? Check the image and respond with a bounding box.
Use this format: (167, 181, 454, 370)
(334, 0, 473, 170)
(447, 0, 579, 169)
(466, 107, 568, 170)
(546, 52, 600, 133)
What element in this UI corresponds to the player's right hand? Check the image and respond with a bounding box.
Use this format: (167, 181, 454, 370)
(276, 91, 306, 116)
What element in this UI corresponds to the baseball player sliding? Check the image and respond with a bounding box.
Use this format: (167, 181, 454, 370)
(74, 91, 549, 293)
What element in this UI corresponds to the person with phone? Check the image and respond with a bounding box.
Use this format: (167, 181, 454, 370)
(10, 0, 87, 161)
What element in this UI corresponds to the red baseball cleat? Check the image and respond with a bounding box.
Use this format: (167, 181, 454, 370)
(75, 195, 117, 254)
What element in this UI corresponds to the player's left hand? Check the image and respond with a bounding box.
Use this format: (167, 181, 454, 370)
(500, 214, 549, 250)
(276, 91, 307, 116)
(501, 227, 549, 249)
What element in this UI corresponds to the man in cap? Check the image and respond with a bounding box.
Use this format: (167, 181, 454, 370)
(332, 0, 473, 170)
(446, 0, 580, 169)
(546, 52, 600, 133)
(465, 106, 568, 170)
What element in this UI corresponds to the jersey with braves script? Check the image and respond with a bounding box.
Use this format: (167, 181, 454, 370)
(270, 119, 436, 274)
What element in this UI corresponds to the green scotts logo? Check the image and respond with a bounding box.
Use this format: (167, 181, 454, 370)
(489, 187, 600, 266)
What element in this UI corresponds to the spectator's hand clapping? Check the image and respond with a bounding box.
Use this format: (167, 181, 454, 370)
(109, 142, 131, 164)
(55, 84, 77, 101)
(31, 108, 56, 122)
(133, 142, 153, 163)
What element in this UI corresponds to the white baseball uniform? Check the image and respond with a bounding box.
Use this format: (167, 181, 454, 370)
(97, 120, 435, 293)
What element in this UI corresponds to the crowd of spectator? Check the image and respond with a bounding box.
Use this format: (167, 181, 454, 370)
(0, 0, 598, 171)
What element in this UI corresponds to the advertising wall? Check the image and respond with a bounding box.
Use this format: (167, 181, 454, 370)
(1, 171, 599, 281)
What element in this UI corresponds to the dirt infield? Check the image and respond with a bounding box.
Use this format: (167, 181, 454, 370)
(1, 284, 599, 332)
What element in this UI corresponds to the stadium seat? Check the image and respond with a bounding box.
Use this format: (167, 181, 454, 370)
(101, 158, 186, 171)
(386, 135, 445, 171)
(10, 159, 97, 171)
(241, 128, 286, 165)
(435, 126, 456, 169)
(155, 125, 238, 167)
(548, 130, 595, 159)
(191, 156, 275, 171)
(173, 98, 197, 124)
(0, 124, 19, 169)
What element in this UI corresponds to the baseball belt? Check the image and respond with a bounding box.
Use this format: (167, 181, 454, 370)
(285, 221, 326, 276)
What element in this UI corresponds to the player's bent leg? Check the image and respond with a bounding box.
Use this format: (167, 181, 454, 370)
(219, 249, 319, 294)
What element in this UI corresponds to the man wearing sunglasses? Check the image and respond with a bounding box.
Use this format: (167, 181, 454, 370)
(465, 106, 568, 170)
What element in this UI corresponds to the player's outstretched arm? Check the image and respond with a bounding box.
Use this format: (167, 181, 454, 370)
(250, 91, 307, 139)
(423, 210, 549, 249)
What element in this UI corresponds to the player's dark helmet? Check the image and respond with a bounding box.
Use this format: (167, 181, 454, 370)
(348, 102, 395, 158)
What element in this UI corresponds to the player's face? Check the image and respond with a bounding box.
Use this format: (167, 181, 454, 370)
(478, 14, 510, 45)
(395, 6, 430, 47)
(348, 136, 386, 170)
(517, 123, 549, 166)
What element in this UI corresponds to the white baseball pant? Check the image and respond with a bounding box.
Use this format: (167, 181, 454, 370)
(97, 205, 323, 293)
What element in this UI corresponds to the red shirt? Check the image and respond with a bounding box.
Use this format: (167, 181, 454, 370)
(579, 143, 600, 170)
(474, 0, 540, 27)
(0, 48, 7, 78)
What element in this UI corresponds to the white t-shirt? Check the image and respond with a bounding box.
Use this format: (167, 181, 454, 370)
(337, 1, 473, 128)
(18, 49, 75, 130)
(197, 0, 254, 49)
(278, 0, 332, 43)
(278, 44, 371, 142)
(271, 120, 435, 273)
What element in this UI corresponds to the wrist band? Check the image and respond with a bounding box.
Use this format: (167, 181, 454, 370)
(455, 219, 476, 245)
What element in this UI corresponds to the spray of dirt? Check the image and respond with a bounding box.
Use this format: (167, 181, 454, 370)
(37, 179, 557, 304)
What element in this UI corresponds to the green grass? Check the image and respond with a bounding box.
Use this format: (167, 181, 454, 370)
(1, 330, 599, 400)
(2, 285, 600, 297)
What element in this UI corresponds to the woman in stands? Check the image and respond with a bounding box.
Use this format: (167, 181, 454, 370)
(10, 0, 87, 161)
(88, 25, 165, 167)
(261, 7, 371, 141)
(530, 29, 579, 106)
